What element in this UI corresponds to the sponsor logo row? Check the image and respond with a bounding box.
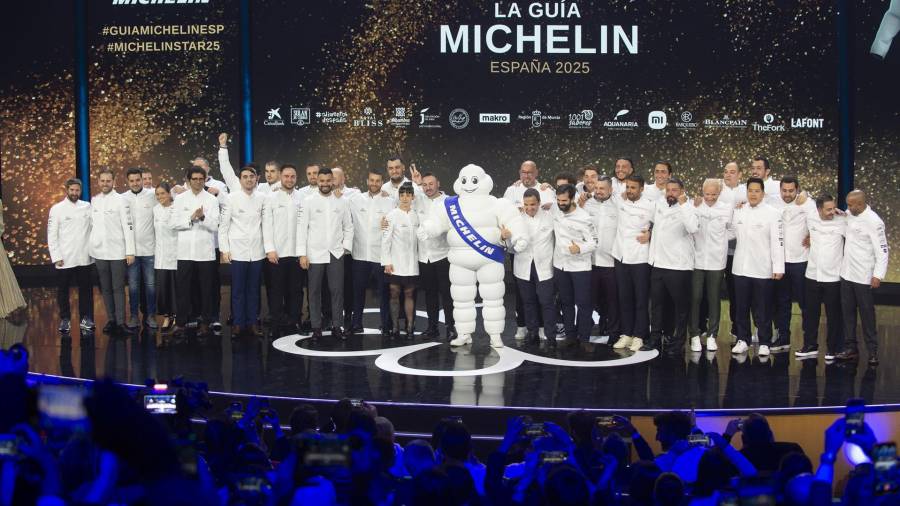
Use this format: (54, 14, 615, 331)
(263, 107, 825, 131)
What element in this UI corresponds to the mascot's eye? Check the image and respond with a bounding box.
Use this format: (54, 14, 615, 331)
(461, 177, 467, 184)
(472, 177, 479, 184)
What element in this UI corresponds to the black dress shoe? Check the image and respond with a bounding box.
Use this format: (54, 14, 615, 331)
(446, 326, 458, 340)
(311, 328, 322, 341)
(404, 327, 414, 340)
(300, 321, 312, 333)
(834, 349, 859, 361)
(103, 321, 117, 333)
(425, 325, 439, 337)
(331, 327, 345, 340)
(525, 330, 540, 345)
(350, 326, 364, 335)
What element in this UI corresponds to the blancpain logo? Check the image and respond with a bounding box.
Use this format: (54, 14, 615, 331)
(791, 117, 824, 129)
(703, 115, 748, 129)
(479, 113, 510, 124)
(113, 0, 209, 4)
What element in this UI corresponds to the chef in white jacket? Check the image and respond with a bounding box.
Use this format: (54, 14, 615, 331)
(689, 179, 733, 352)
(153, 182, 179, 332)
(48, 178, 94, 332)
(170, 166, 221, 334)
(121, 167, 158, 329)
(381, 182, 420, 338)
(220, 165, 266, 336)
(508, 188, 556, 344)
(646, 179, 698, 354)
(794, 193, 845, 360)
(297, 167, 354, 339)
(834, 190, 890, 366)
(611, 174, 655, 353)
(583, 175, 620, 341)
(553, 184, 598, 346)
(768, 175, 816, 352)
(414, 171, 456, 339)
(348, 169, 395, 335)
(728, 177, 785, 357)
(262, 164, 303, 332)
(90, 169, 135, 334)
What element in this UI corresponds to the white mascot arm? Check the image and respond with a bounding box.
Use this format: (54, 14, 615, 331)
(495, 197, 528, 253)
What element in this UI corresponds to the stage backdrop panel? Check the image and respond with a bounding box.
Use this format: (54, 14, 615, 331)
(251, 0, 838, 200)
(86, 0, 241, 195)
(853, 0, 900, 282)
(0, 2, 76, 266)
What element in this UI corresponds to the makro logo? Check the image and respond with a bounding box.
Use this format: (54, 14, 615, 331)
(791, 117, 824, 129)
(113, 0, 209, 4)
(479, 113, 510, 124)
(648, 111, 667, 130)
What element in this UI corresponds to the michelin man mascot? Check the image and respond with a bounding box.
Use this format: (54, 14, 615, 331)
(417, 164, 527, 348)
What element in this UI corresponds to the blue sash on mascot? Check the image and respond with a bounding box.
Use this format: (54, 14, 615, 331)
(444, 196, 505, 263)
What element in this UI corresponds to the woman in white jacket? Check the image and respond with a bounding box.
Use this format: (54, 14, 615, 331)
(382, 183, 419, 339)
(153, 183, 179, 332)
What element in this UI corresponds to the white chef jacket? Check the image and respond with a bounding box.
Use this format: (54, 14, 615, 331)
(298, 185, 317, 199)
(381, 207, 420, 276)
(349, 191, 395, 263)
(611, 177, 628, 196)
(297, 191, 353, 263)
(769, 197, 816, 263)
(381, 178, 423, 200)
(510, 209, 555, 282)
(415, 192, 450, 263)
(335, 186, 360, 200)
(718, 182, 747, 208)
(257, 181, 282, 194)
(89, 191, 135, 261)
(642, 183, 667, 202)
(219, 190, 266, 262)
(121, 187, 157, 257)
(612, 195, 655, 264)
(552, 206, 598, 272)
(649, 201, 698, 271)
(804, 210, 846, 283)
(763, 177, 781, 204)
(583, 196, 618, 268)
(170, 188, 220, 262)
(153, 204, 178, 270)
(692, 199, 732, 271)
(47, 198, 93, 268)
(263, 188, 303, 258)
(840, 206, 889, 284)
(729, 202, 785, 279)
(217, 147, 242, 194)
(502, 182, 555, 208)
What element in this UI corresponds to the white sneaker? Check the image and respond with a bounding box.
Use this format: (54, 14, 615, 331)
(450, 334, 472, 347)
(613, 335, 633, 349)
(690, 336, 702, 352)
(538, 328, 546, 340)
(731, 340, 749, 354)
(628, 337, 643, 352)
(490, 335, 504, 348)
(514, 326, 527, 339)
(758, 345, 770, 356)
(706, 337, 718, 351)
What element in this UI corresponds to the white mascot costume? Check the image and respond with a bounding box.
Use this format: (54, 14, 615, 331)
(418, 164, 527, 348)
